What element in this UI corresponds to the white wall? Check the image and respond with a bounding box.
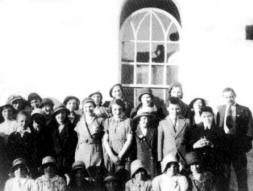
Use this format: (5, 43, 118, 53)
(0, 0, 253, 110)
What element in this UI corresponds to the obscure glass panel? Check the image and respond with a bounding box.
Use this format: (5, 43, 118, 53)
(152, 14, 164, 41)
(167, 23, 179, 41)
(156, 12, 171, 32)
(121, 64, 134, 84)
(166, 65, 179, 85)
(166, 43, 179, 63)
(121, 42, 135, 62)
(122, 86, 134, 106)
(136, 65, 149, 84)
(152, 43, 166, 63)
(137, 14, 150, 40)
(131, 12, 147, 31)
(121, 20, 135, 41)
(151, 66, 164, 85)
(136, 43, 150, 63)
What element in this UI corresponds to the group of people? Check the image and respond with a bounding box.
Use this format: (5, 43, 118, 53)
(0, 82, 252, 191)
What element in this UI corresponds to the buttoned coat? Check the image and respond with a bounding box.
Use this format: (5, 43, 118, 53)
(157, 116, 190, 162)
(216, 104, 253, 153)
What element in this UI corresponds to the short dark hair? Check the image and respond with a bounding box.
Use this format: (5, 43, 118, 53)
(166, 97, 181, 107)
(222, 87, 236, 97)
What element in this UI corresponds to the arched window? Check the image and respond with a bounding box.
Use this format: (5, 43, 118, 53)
(120, 3, 181, 106)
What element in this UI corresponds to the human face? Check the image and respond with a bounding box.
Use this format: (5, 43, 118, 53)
(111, 104, 123, 119)
(30, 99, 41, 110)
(91, 94, 102, 106)
(112, 86, 123, 99)
(83, 102, 95, 116)
(223, 91, 236, 105)
(105, 181, 118, 191)
(55, 111, 67, 125)
(42, 105, 53, 115)
(165, 162, 178, 177)
(167, 104, 181, 118)
(170, 87, 183, 99)
(17, 114, 28, 130)
(201, 112, 213, 127)
(139, 116, 149, 128)
(2, 107, 13, 120)
(14, 165, 27, 178)
(12, 100, 23, 111)
(193, 99, 204, 112)
(190, 163, 201, 174)
(74, 169, 85, 184)
(44, 164, 55, 177)
(134, 169, 146, 181)
(141, 94, 152, 107)
(66, 99, 78, 112)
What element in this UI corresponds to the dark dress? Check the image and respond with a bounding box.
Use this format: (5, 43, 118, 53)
(188, 172, 215, 191)
(134, 126, 158, 178)
(49, 121, 78, 175)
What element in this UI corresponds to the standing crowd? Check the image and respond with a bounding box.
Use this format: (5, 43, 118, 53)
(0, 82, 252, 191)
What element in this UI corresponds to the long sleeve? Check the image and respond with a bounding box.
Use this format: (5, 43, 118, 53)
(157, 123, 164, 162)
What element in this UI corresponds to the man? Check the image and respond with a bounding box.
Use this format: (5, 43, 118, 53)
(216, 87, 253, 191)
(157, 97, 190, 164)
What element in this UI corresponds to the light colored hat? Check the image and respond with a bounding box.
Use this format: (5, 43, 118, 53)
(82, 97, 96, 107)
(72, 161, 85, 171)
(104, 175, 118, 183)
(31, 108, 45, 117)
(130, 159, 147, 177)
(12, 158, 26, 169)
(7, 95, 25, 104)
(42, 156, 56, 167)
(138, 88, 153, 101)
(161, 153, 178, 173)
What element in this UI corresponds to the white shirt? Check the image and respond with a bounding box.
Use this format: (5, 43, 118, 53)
(4, 177, 35, 191)
(0, 120, 17, 144)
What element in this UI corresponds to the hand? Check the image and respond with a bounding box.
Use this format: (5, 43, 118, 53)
(193, 138, 207, 149)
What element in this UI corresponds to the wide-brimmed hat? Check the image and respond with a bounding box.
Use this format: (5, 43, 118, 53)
(132, 112, 155, 124)
(7, 95, 26, 105)
(161, 153, 178, 173)
(28, 93, 42, 103)
(185, 152, 200, 166)
(63, 96, 80, 110)
(109, 83, 124, 98)
(0, 104, 15, 114)
(104, 175, 118, 183)
(130, 160, 147, 177)
(138, 88, 153, 102)
(89, 91, 103, 100)
(40, 98, 54, 108)
(31, 108, 45, 117)
(41, 156, 56, 167)
(81, 97, 96, 107)
(72, 161, 85, 171)
(53, 104, 70, 116)
(12, 158, 27, 170)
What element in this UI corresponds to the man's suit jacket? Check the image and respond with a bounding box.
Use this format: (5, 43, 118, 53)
(216, 104, 253, 153)
(157, 116, 190, 162)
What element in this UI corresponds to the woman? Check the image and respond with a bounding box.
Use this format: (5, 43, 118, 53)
(89, 91, 109, 118)
(152, 154, 188, 191)
(68, 161, 96, 191)
(104, 83, 132, 118)
(125, 160, 152, 191)
(35, 156, 67, 191)
(4, 158, 35, 191)
(103, 99, 133, 174)
(188, 98, 206, 126)
(185, 152, 215, 191)
(63, 96, 81, 128)
(74, 98, 104, 182)
(132, 112, 158, 178)
(49, 104, 77, 176)
(7, 111, 34, 168)
(130, 88, 165, 126)
(0, 104, 17, 144)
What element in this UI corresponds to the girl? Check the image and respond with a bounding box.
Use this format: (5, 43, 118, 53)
(89, 91, 109, 118)
(63, 96, 81, 128)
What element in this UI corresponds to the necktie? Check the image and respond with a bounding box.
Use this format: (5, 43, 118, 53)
(224, 105, 233, 134)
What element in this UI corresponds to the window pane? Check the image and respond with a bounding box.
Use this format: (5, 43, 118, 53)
(152, 14, 164, 41)
(121, 41, 135, 62)
(156, 12, 171, 32)
(152, 43, 165, 63)
(121, 20, 135, 41)
(122, 87, 134, 106)
(131, 12, 147, 31)
(167, 23, 179, 41)
(136, 43, 150, 63)
(136, 65, 149, 84)
(121, 64, 134, 84)
(166, 65, 179, 85)
(137, 14, 150, 41)
(166, 43, 179, 63)
(151, 66, 164, 85)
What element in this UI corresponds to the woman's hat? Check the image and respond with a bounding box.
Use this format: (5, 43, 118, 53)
(12, 158, 27, 170)
(132, 112, 155, 124)
(104, 175, 118, 183)
(130, 160, 147, 177)
(63, 96, 80, 110)
(185, 152, 200, 166)
(53, 104, 70, 116)
(109, 83, 124, 98)
(138, 88, 153, 102)
(81, 97, 96, 107)
(27, 92, 42, 103)
(89, 91, 103, 100)
(161, 153, 178, 173)
(31, 108, 45, 117)
(72, 161, 85, 171)
(0, 104, 15, 113)
(40, 98, 54, 108)
(41, 156, 56, 167)
(7, 95, 26, 105)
